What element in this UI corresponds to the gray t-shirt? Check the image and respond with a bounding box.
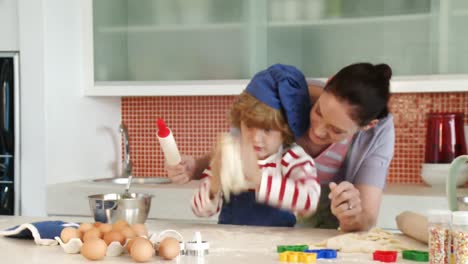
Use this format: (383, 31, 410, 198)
(338, 114, 395, 189)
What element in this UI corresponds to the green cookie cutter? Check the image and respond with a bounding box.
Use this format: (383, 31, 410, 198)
(402, 250, 429, 262)
(277, 245, 309, 253)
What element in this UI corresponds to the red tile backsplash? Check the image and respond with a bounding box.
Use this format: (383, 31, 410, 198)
(122, 96, 235, 177)
(122, 92, 468, 184)
(388, 92, 468, 184)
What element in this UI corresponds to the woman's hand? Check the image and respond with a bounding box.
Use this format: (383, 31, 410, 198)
(165, 155, 196, 184)
(328, 181, 362, 222)
(328, 181, 382, 232)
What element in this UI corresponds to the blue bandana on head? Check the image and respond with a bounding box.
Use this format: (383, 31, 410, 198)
(245, 64, 311, 138)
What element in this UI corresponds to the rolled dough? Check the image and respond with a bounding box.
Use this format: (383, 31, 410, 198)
(218, 133, 250, 202)
(313, 228, 411, 253)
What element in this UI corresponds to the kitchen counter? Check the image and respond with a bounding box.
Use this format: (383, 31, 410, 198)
(379, 183, 468, 229)
(47, 180, 467, 229)
(0, 216, 427, 263)
(47, 179, 218, 223)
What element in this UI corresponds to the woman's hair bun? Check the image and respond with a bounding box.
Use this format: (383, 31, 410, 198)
(375, 64, 392, 81)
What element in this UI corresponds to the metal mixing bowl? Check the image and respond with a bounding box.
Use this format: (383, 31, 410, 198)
(88, 193, 153, 224)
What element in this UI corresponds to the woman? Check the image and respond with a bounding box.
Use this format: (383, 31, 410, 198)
(166, 62, 394, 232)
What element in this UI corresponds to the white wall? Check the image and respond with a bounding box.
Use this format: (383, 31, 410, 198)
(18, 0, 121, 216)
(0, 0, 18, 51)
(18, 0, 47, 217)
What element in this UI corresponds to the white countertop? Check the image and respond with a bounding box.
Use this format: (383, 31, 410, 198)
(47, 180, 467, 230)
(0, 216, 427, 264)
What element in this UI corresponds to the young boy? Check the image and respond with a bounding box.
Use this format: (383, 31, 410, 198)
(191, 64, 320, 227)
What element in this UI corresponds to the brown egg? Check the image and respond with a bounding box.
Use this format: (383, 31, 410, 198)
(121, 227, 137, 240)
(126, 237, 147, 254)
(98, 223, 113, 234)
(81, 238, 107, 261)
(131, 223, 148, 237)
(82, 228, 103, 242)
(103, 230, 126, 246)
(60, 227, 81, 243)
(78, 223, 94, 234)
(130, 238, 154, 262)
(158, 237, 180, 260)
(112, 220, 129, 232)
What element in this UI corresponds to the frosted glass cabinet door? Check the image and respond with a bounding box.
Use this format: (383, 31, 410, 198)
(86, 0, 468, 95)
(266, 0, 468, 77)
(93, 0, 249, 82)
(448, 0, 468, 74)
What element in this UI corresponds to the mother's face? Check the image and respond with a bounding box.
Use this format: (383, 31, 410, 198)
(308, 92, 360, 145)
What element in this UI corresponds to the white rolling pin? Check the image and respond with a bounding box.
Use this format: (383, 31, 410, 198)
(157, 118, 181, 166)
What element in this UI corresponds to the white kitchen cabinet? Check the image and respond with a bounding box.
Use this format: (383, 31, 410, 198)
(82, 0, 468, 96)
(0, 0, 19, 51)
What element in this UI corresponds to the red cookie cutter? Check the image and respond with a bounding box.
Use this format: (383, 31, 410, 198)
(373, 250, 397, 262)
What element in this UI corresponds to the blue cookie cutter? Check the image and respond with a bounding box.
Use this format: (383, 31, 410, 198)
(304, 249, 337, 259)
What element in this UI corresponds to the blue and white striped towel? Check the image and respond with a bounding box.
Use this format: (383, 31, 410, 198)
(0, 221, 79, 245)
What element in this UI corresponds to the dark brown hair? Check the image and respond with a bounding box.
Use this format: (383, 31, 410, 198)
(229, 91, 294, 146)
(326, 63, 392, 126)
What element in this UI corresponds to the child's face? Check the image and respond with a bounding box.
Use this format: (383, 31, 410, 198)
(240, 121, 284, 160)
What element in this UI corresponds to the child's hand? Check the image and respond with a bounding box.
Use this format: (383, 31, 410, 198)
(165, 155, 196, 184)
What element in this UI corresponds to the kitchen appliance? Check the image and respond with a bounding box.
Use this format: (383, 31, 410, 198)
(422, 113, 467, 187)
(0, 52, 19, 215)
(425, 113, 467, 163)
(447, 155, 468, 211)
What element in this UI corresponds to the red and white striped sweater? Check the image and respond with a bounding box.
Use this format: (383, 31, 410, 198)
(191, 144, 320, 218)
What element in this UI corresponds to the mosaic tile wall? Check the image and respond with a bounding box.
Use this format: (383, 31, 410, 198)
(122, 92, 468, 184)
(388, 93, 468, 184)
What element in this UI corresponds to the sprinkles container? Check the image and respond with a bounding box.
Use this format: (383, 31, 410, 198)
(453, 211, 468, 264)
(428, 210, 452, 264)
